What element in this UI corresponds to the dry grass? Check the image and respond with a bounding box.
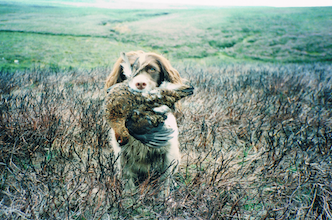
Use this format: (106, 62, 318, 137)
(1, 63, 331, 219)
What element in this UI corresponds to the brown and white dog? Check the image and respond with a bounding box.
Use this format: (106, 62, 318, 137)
(105, 51, 185, 194)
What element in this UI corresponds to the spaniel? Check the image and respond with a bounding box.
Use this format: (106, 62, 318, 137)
(105, 51, 186, 195)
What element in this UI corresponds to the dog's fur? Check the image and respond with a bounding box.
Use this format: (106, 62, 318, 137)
(105, 51, 184, 194)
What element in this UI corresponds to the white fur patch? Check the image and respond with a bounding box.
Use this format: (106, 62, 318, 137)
(164, 113, 179, 136)
(153, 105, 170, 114)
(120, 62, 132, 78)
(159, 81, 184, 90)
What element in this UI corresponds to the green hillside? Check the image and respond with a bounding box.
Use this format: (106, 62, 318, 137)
(1, 3, 331, 70)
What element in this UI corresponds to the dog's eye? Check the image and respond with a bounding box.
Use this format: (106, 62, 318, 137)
(147, 66, 156, 72)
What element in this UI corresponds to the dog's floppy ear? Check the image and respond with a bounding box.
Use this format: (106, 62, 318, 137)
(151, 53, 183, 85)
(105, 56, 126, 92)
(105, 51, 145, 92)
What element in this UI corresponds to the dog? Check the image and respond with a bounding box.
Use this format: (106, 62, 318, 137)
(105, 51, 186, 195)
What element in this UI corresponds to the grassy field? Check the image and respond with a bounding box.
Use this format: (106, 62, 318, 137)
(1, 3, 332, 70)
(1, 2, 332, 219)
(1, 64, 331, 219)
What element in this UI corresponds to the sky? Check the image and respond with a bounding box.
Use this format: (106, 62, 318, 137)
(128, 0, 332, 7)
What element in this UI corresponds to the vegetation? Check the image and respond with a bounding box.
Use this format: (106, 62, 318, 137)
(1, 4, 332, 70)
(1, 2, 331, 219)
(1, 63, 331, 219)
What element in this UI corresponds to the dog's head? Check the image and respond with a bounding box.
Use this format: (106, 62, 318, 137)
(105, 51, 183, 92)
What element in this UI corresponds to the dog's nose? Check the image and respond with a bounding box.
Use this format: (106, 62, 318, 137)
(135, 82, 147, 90)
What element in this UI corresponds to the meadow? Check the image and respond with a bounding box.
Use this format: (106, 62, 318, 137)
(1, 2, 332, 219)
(1, 3, 332, 70)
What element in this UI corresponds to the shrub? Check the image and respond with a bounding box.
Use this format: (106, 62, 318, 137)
(1, 64, 331, 219)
